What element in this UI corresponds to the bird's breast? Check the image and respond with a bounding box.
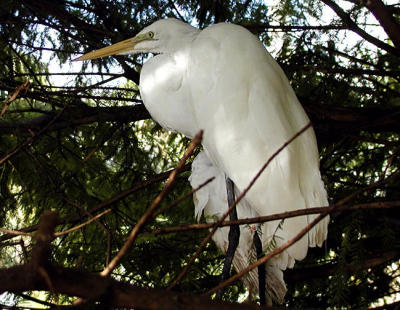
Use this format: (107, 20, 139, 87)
(139, 53, 199, 138)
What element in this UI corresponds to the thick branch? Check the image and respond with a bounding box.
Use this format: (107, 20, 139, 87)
(363, 0, 400, 48)
(302, 102, 400, 144)
(0, 264, 282, 310)
(320, 0, 400, 56)
(1, 103, 398, 142)
(0, 105, 150, 135)
(1, 209, 282, 309)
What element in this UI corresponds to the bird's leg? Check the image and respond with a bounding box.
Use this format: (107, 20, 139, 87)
(253, 230, 266, 305)
(216, 176, 240, 299)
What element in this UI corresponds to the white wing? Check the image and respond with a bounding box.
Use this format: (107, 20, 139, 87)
(188, 23, 329, 261)
(140, 48, 198, 138)
(189, 152, 288, 303)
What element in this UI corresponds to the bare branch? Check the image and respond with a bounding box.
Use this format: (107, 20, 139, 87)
(0, 264, 282, 310)
(144, 200, 400, 238)
(0, 108, 65, 166)
(54, 209, 112, 237)
(0, 165, 190, 243)
(363, 0, 400, 48)
(0, 228, 32, 237)
(100, 131, 203, 277)
(168, 123, 312, 289)
(2, 81, 31, 116)
(285, 250, 399, 281)
(205, 212, 328, 296)
(320, 0, 400, 56)
(152, 176, 216, 218)
(205, 170, 400, 295)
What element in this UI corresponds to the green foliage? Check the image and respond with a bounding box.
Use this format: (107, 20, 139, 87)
(0, 0, 399, 308)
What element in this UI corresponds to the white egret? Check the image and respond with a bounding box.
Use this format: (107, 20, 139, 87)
(189, 151, 290, 303)
(76, 18, 329, 302)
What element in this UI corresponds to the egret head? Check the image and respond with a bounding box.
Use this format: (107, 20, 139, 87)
(74, 18, 198, 61)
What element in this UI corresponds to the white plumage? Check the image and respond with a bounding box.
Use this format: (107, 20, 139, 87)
(189, 151, 289, 303)
(77, 18, 329, 302)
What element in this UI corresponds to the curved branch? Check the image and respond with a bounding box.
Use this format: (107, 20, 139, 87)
(320, 0, 400, 56)
(100, 131, 203, 277)
(363, 0, 400, 48)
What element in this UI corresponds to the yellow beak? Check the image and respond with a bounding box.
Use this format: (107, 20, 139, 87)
(74, 34, 147, 61)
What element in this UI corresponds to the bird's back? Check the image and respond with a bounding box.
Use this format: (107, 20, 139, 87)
(188, 22, 329, 261)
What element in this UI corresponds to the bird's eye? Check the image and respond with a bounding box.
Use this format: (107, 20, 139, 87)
(148, 31, 154, 38)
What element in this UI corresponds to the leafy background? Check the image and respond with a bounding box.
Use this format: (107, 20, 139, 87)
(0, 0, 399, 308)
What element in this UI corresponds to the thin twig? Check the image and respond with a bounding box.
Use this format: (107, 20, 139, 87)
(204, 170, 400, 295)
(141, 200, 399, 238)
(0, 166, 190, 243)
(2, 81, 31, 117)
(69, 164, 190, 216)
(320, 0, 400, 56)
(0, 228, 32, 236)
(54, 209, 111, 237)
(100, 130, 203, 277)
(0, 108, 65, 166)
(168, 123, 312, 289)
(205, 211, 330, 296)
(65, 200, 112, 265)
(152, 176, 215, 219)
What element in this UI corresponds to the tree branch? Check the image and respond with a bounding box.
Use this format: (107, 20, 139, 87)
(0, 108, 65, 166)
(100, 131, 203, 277)
(285, 250, 399, 282)
(286, 65, 400, 78)
(363, 0, 400, 48)
(245, 23, 348, 32)
(320, 0, 400, 56)
(0, 105, 150, 135)
(0, 264, 284, 310)
(143, 200, 400, 238)
(205, 169, 400, 295)
(0, 172, 292, 310)
(168, 123, 312, 289)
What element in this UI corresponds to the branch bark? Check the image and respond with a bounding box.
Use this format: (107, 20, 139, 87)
(100, 131, 203, 277)
(285, 250, 399, 282)
(169, 123, 312, 289)
(144, 200, 400, 239)
(0, 264, 284, 310)
(1, 103, 398, 144)
(320, 0, 400, 56)
(1, 206, 284, 310)
(0, 105, 150, 135)
(363, 0, 400, 48)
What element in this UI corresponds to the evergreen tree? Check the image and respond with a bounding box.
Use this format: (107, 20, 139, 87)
(0, 0, 399, 308)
